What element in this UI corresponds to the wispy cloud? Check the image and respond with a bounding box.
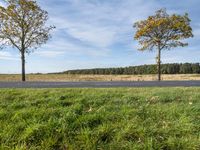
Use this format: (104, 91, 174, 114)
(0, 51, 19, 61)
(38, 37, 111, 57)
(0, 1, 6, 7)
(37, 0, 159, 58)
(0, 0, 199, 73)
(34, 50, 66, 57)
(193, 27, 200, 37)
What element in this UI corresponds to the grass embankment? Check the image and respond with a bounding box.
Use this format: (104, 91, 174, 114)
(0, 74, 200, 81)
(0, 88, 200, 149)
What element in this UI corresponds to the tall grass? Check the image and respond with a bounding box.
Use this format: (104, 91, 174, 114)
(0, 88, 200, 149)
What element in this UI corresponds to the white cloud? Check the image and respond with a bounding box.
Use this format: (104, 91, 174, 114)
(0, 1, 6, 7)
(49, 17, 117, 48)
(36, 0, 160, 59)
(38, 38, 110, 57)
(35, 50, 66, 57)
(0, 51, 19, 61)
(193, 27, 200, 37)
(1, 0, 199, 73)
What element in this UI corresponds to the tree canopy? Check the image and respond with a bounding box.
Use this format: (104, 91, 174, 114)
(0, 0, 54, 52)
(0, 0, 55, 81)
(134, 9, 193, 51)
(134, 9, 193, 80)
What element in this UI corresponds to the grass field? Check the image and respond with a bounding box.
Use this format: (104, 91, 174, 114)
(0, 88, 200, 149)
(0, 74, 200, 81)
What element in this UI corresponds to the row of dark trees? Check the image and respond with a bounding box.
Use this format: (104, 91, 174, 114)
(64, 63, 200, 75)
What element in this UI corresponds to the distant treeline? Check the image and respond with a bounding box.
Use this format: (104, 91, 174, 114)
(63, 63, 200, 75)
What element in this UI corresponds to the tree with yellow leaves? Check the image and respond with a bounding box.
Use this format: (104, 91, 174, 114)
(0, 0, 55, 81)
(134, 9, 193, 81)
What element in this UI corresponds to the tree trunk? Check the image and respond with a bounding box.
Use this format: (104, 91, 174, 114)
(157, 45, 161, 81)
(21, 52, 26, 82)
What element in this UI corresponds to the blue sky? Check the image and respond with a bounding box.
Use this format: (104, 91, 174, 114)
(0, 0, 200, 73)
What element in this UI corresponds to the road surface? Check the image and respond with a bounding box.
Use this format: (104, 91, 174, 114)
(0, 81, 200, 88)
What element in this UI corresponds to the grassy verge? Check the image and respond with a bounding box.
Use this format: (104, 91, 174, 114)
(0, 74, 200, 81)
(0, 88, 200, 149)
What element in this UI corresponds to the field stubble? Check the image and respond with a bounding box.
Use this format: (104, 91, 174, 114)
(0, 74, 200, 82)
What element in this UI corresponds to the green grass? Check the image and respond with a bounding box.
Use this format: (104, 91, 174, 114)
(0, 88, 200, 150)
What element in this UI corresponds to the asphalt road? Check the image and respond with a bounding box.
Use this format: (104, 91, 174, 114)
(0, 81, 200, 88)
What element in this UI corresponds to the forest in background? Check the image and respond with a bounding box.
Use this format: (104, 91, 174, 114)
(62, 63, 200, 75)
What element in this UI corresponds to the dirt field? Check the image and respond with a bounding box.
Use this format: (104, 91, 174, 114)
(0, 74, 200, 82)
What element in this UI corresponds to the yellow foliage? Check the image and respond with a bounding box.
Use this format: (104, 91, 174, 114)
(134, 9, 193, 51)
